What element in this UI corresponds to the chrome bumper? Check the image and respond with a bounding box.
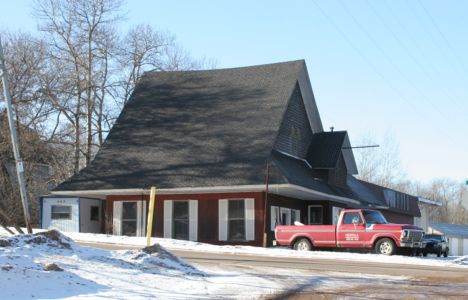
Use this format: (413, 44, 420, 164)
(400, 241, 423, 248)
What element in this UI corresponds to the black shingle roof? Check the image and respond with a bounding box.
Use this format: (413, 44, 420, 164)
(56, 60, 306, 191)
(306, 131, 347, 169)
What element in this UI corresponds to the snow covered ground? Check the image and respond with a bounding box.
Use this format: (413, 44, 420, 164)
(63, 231, 468, 269)
(1, 228, 467, 299)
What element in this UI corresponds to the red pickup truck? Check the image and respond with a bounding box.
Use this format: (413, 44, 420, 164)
(274, 209, 424, 255)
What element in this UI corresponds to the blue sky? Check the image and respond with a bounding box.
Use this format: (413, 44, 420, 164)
(1, 0, 467, 184)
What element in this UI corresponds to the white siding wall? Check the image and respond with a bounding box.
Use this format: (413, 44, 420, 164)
(42, 197, 79, 232)
(79, 198, 103, 233)
(463, 239, 468, 256)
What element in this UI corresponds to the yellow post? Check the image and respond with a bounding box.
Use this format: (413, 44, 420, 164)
(146, 186, 157, 247)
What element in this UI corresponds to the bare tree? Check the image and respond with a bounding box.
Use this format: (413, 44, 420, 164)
(354, 132, 407, 189)
(34, 0, 123, 170)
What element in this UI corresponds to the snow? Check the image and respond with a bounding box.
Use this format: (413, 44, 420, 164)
(1, 228, 467, 299)
(58, 231, 468, 269)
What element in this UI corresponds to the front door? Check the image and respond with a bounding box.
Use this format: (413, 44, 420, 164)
(121, 202, 137, 236)
(173, 201, 189, 240)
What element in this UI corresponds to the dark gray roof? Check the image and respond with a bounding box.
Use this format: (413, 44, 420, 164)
(430, 223, 468, 238)
(306, 131, 347, 169)
(56, 60, 307, 191)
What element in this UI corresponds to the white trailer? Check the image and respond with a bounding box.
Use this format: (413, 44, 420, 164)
(41, 196, 103, 233)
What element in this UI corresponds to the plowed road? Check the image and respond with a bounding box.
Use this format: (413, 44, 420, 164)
(78, 241, 468, 299)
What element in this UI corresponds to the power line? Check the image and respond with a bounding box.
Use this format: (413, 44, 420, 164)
(342, 0, 466, 134)
(369, 0, 467, 116)
(311, 0, 463, 149)
(417, 0, 468, 83)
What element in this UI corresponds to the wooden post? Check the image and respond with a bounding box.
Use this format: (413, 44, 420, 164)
(146, 187, 157, 246)
(262, 160, 270, 247)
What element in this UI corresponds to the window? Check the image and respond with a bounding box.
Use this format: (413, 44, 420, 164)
(280, 208, 291, 225)
(173, 201, 189, 240)
(90, 206, 99, 221)
(308, 206, 323, 224)
(343, 212, 363, 225)
(228, 199, 245, 241)
(121, 202, 137, 236)
(271, 206, 280, 231)
(291, 209, 301, 224)
(51, 205, 71, 220)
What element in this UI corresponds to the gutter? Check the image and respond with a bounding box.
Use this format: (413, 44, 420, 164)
(52, 183, 362, 205)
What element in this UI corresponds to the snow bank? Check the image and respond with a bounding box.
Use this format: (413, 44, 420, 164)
(61, 231, 468, 269)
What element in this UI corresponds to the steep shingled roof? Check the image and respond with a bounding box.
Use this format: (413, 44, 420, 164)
(306, 131, 347, 169)
(55, 60, 308, 191)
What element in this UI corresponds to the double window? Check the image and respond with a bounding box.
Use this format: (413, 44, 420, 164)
(219, 199, 255, 241)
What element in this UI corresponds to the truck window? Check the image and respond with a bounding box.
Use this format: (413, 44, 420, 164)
(342, 212, 362, 225)
(362, 210, 388, 224)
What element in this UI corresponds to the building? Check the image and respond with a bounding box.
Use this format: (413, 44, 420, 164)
(414, 197, 442, 232)
(50, 60, 421, 245)
(427, 223, 468, 256)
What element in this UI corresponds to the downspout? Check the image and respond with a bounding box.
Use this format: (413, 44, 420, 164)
(262, 160, 270, 247)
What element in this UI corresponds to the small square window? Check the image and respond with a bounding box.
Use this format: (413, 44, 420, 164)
(51, 205, 71, 220)
(90, 206, 99, 221)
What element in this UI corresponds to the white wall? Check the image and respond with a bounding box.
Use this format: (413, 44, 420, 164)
(42, 197, 79, 232)
(450, 238, 459, 256)
(79, 198, 103, 233)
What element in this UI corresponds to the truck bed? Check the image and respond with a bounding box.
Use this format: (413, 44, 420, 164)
(275, 224, 337, 247)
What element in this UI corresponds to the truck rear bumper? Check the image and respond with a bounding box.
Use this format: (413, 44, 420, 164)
(400, 241, 423, 248)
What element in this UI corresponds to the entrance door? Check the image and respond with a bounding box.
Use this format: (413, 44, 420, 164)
(173, 201, 189, 240)
(121, 202, 137, 236)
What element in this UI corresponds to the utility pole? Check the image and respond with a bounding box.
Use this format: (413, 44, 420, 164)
(0, 36, 32, 233)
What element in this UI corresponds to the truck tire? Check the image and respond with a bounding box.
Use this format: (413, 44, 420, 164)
(293, 238, 312, 251)
(375, 238, 395, 255)
(443, 250, 448, 258)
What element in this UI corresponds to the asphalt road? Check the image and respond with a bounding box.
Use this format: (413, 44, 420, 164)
(78, 241, 468, 299)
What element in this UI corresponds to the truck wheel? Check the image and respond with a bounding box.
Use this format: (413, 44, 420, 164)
(443, 250, 448, 258)
(293, 238, 312, 251)
(375, 238, 395, 255)
(422, 251, 428, 257)
(436, 250, 441, 257)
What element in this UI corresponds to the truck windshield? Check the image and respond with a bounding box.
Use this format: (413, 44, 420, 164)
(362, 211, 388, 224)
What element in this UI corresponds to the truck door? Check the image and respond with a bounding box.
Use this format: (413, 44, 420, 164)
(337, 212, 365, 247)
